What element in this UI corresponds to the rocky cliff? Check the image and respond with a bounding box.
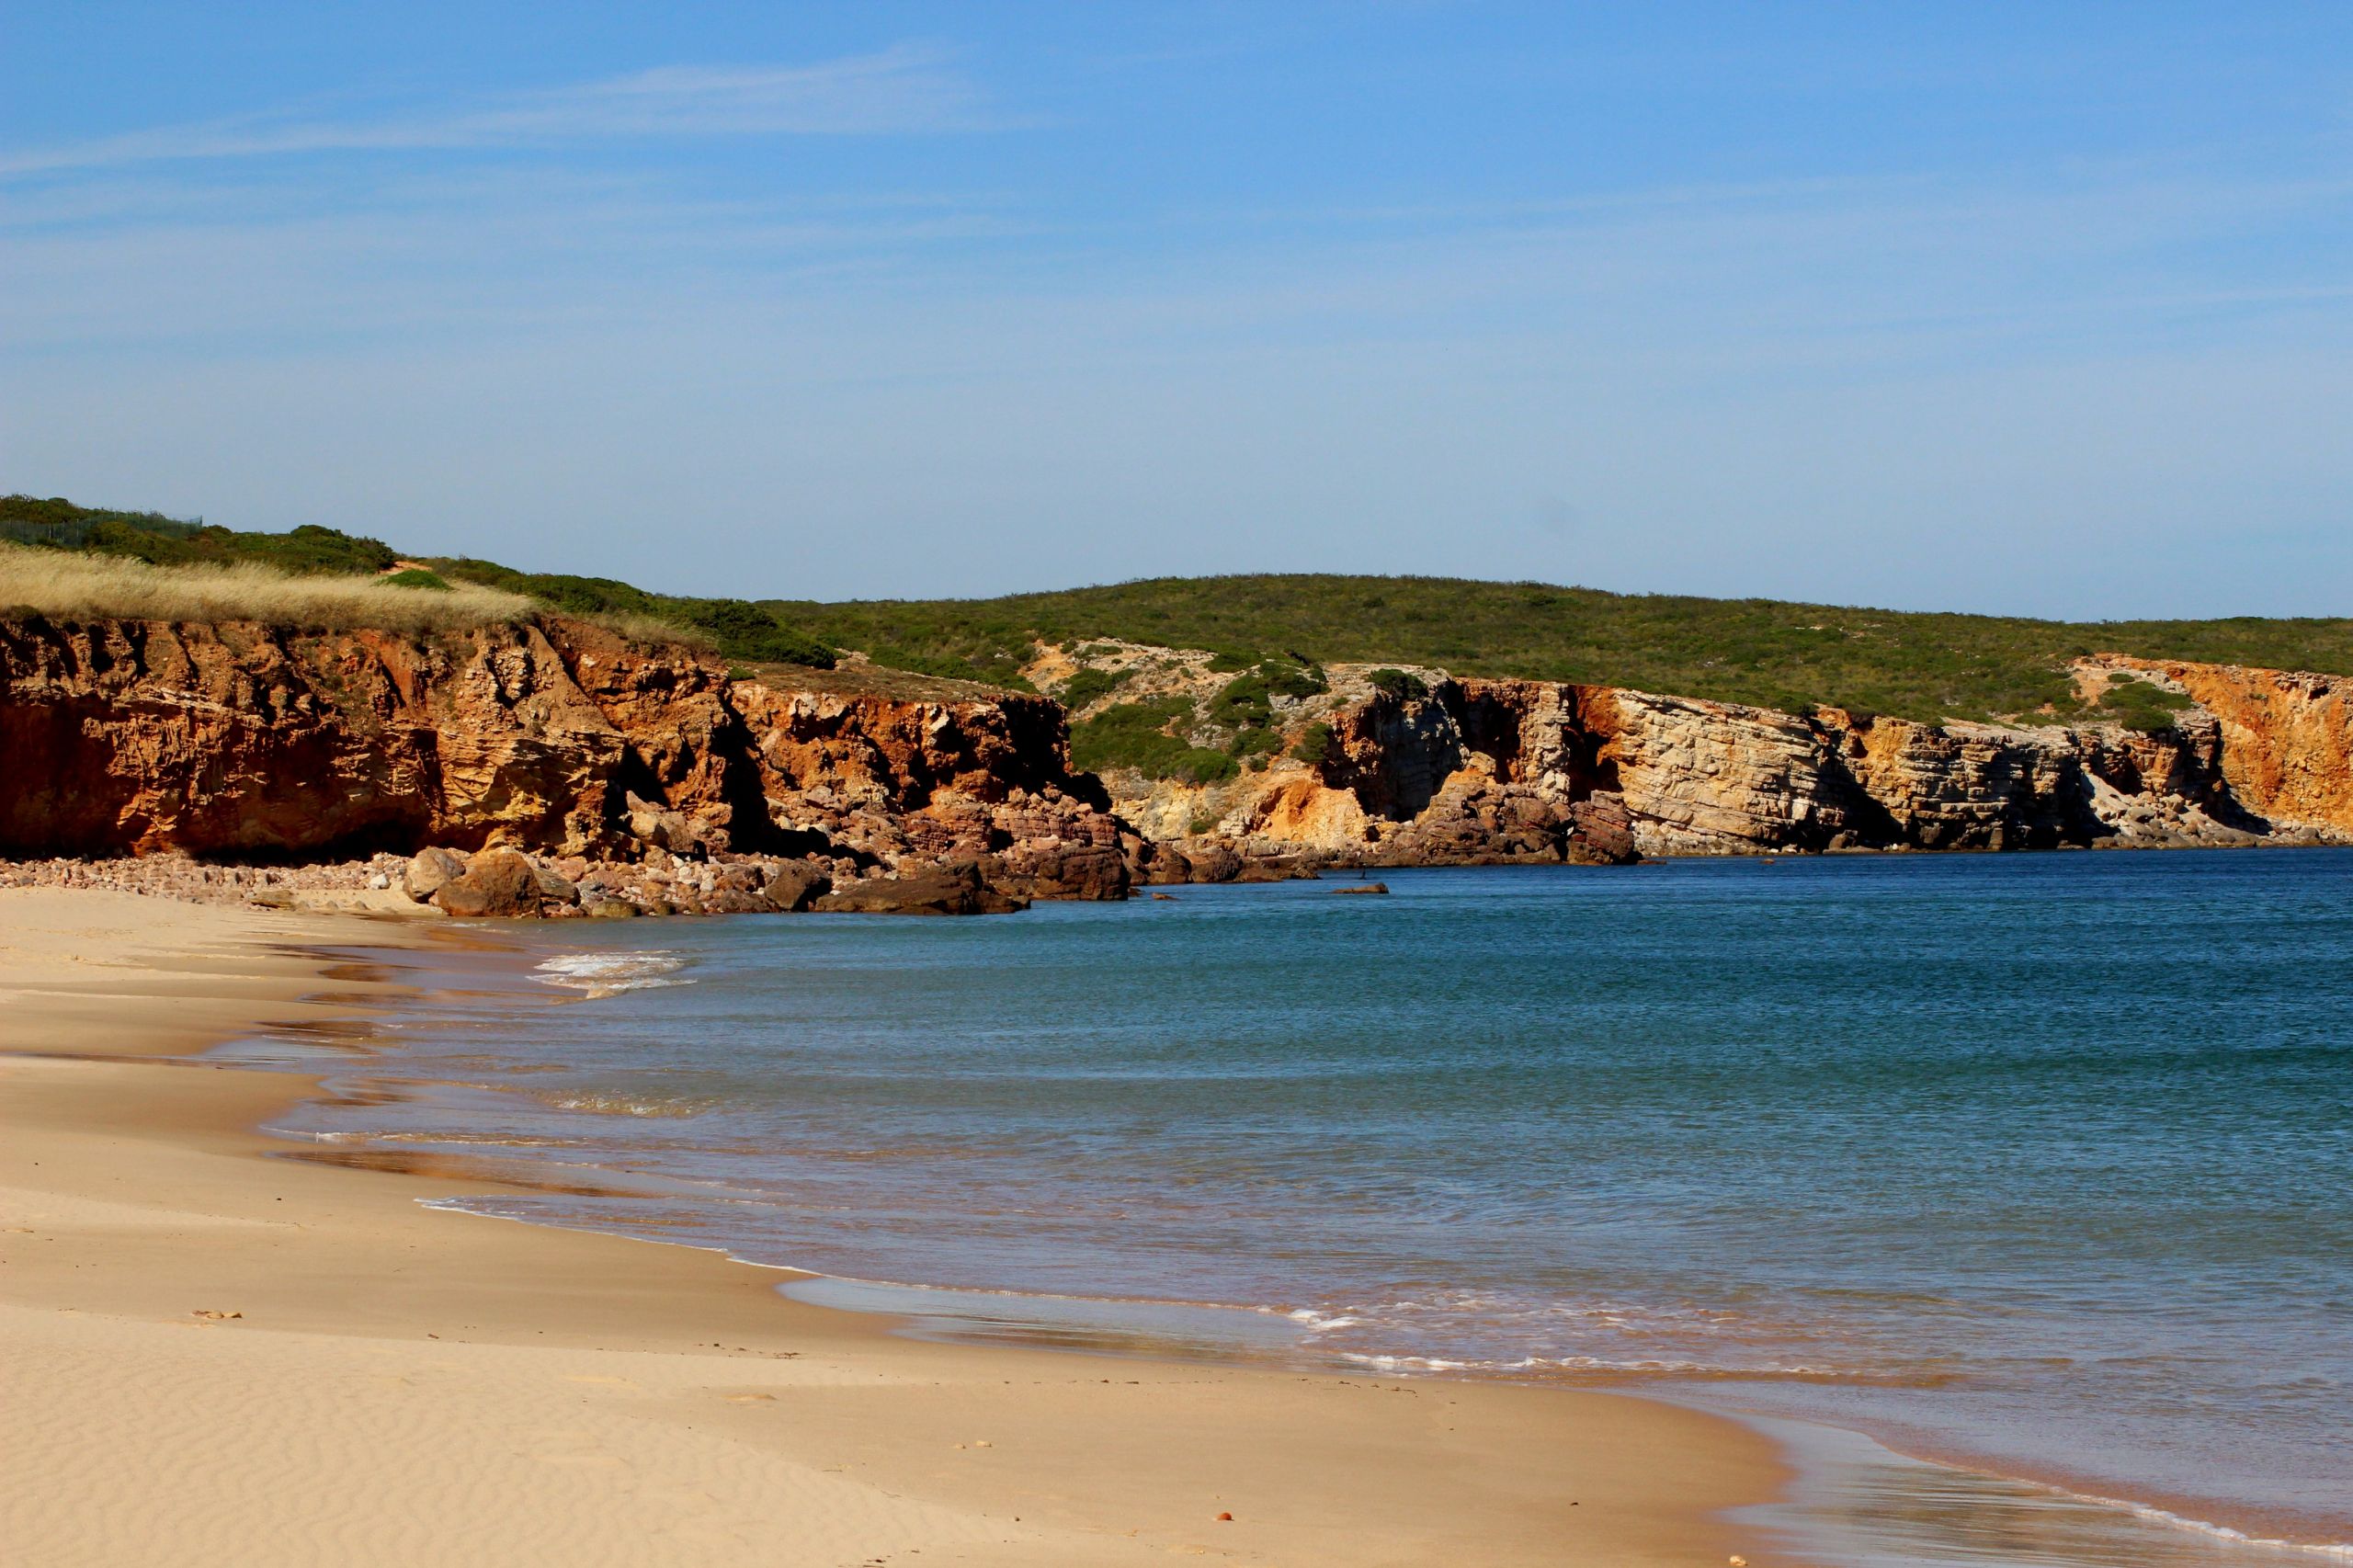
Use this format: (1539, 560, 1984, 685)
(0, 614, 1130, 899)
(6, 615, 2349, 907)
(1063, 650, 2353, 866)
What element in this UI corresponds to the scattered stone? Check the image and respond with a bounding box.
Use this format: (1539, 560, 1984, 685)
(624, 791, 713, 858)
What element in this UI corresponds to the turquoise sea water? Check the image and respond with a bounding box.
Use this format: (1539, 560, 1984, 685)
(258, 850, 2353, 1563)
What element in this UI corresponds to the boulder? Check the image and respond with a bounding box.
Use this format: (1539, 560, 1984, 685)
(623, 791, 706, 858)
(1233, 857, 1319, 883)
(762, 861, 835, 912)
(814, 861, 1028, 916)
(1138, 846, 1192, 885)
(1180, 844, 1242, 883)
(431, 848, 543, 917)
(1567, 792, 1640, 866)
(984, 843, 1130, 902)
(532, 864, 580, 905)
(585, 899, 642, 919)
(1332, 882, 1390, 895)
(402, 846, 470, 903)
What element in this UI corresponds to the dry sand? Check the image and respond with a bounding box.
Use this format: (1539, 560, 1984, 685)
(0, 887, 1793, 1566)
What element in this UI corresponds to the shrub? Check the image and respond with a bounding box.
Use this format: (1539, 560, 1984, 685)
(438, 560, 665, 617)
(1367, 668, 1429, 702)
(1211, 657, 1327, 732)
(1057, 665, 1131, 711)
(1211, 672, 1275, 730)
(1071, 699, 1239, 783)
(2100, 676, 2193, 733)
(682, 599, 836, 669)
(1293, 722, 1336, 766)
(76, 515, 400, 576)
(1261, 658, 1327, 700)
(380, 568, 452, 591)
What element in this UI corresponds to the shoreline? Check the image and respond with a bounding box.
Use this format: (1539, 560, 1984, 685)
(0, 887, 1792, 1567)
(267, 861, 2353, 1553)
(247, 877, 2353, 1562)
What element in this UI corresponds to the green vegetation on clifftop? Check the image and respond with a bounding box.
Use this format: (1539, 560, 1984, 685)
(767, 575, 2353, 723)
(11, 497, 2350, 722)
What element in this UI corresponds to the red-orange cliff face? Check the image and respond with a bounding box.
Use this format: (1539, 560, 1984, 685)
(2112, 656, 2353, 838)
(0, 615, 1123, 891)
(0, 617, 616, 857)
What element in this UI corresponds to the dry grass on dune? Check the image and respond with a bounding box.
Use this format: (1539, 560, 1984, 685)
(0, 542, 535, 633)
(583, 608, 715, 650)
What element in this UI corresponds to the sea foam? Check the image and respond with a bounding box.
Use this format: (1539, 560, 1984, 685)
(532, 950, 689, 995)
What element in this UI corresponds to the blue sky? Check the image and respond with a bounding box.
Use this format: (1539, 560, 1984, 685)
(3, 3, 2347, 616)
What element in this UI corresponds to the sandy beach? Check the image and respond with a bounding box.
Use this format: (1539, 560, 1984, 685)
(0, 887, 1790, 1567)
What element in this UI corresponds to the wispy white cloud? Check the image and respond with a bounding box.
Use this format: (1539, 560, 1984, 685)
(0, 44, 995, 178)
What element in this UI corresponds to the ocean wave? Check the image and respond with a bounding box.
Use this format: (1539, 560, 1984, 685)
(1282, 1308, 1365, 1332)
(1337, 1350, 1846, 1378)
(533, 950, 690, 996)
(540, 1090, 716, 1119)
(2055, 1490, 2353, 1561)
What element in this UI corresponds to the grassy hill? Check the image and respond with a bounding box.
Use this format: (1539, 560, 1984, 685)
(768, 576, 2353, 724)
(8, 494, 2350, 723)
(0, 494, 833, 669)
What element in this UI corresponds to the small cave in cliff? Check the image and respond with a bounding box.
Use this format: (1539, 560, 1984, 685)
(1452, 688, 1523, 782)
